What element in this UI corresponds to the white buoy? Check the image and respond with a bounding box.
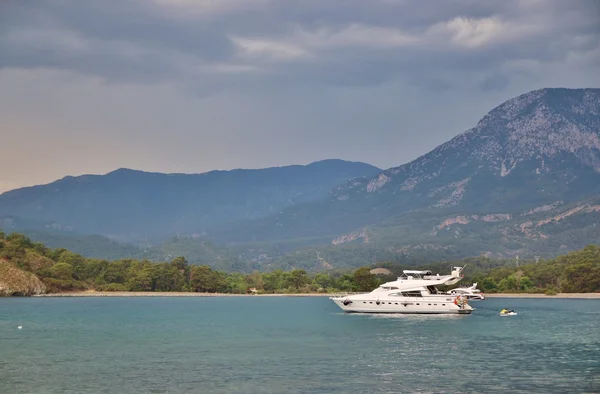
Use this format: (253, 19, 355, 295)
(17, 326, 22, 330)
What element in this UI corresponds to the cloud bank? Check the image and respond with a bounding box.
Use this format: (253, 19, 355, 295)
(0, 0, 599, 191)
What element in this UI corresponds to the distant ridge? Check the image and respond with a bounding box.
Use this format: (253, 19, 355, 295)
(0, 159, 380, 241)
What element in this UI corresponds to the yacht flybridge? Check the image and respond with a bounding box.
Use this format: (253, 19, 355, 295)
(330, 266, 473, 314)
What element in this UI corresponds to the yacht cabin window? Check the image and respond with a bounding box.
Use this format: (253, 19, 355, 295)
(400, 291, 422, 297)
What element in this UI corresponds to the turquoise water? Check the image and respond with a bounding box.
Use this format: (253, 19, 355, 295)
(1, 297, 599, 393)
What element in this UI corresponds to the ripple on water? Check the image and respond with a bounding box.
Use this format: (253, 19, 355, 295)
(0, 297, 598, 394)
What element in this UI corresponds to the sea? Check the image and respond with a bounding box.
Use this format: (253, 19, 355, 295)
(0, 296, 598, 394)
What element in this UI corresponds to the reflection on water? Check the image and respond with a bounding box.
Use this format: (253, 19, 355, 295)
(364, 312, 465, 320)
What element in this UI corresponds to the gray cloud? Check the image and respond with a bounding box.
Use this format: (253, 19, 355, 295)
(2, 0, 598, 89)
(0, 0, 599, 192)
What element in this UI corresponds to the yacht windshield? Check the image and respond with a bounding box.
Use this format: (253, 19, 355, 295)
(427, 286, 440, 294)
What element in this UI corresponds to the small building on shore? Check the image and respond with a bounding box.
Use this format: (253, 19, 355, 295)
(369, 268, 393, 276)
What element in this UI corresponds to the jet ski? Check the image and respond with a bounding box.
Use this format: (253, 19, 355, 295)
(500, 309, 517, 316)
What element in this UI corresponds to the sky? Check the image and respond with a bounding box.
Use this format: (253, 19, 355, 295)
(1, 0, 599, 193)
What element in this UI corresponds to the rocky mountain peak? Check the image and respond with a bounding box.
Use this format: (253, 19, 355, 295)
(336, 88, 600, 199)
(465, 88, 600, 175)
(329, 87, 600, 220)
(483, 88, 600, 123)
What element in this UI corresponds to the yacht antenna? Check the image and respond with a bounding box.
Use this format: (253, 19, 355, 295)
(516, 255, 519, 267)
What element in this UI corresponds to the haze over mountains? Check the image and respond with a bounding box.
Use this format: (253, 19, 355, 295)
(1, 88, 599, 271)
(0, 160, 379, 241)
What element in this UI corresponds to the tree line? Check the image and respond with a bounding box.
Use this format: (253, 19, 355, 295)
(0, 232, 381, 294)
(470, 244, 600, 294)
(1, 231, 598, 294)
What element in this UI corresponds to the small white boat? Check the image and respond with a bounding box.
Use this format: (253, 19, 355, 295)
(447, 283, 485, 300)
(330, 266, 473, 314)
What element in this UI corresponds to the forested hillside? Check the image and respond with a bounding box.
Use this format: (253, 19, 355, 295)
(1, 232, 598, 296)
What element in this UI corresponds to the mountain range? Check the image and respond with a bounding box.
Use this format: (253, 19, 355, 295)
(0, 159, 379, 242)
(1, 88, 599, 271)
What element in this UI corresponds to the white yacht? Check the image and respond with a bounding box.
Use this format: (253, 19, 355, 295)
(330, 266, 473, 314)
(447, 283, 485, 300)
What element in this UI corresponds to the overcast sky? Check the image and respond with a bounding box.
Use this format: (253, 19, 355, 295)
(1, 0, 599, 192)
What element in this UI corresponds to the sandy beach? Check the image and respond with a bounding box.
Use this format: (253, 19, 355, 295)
(33, 291, 600, 298)
(485, 293, 600, 299)
(33, 291, 330, 297)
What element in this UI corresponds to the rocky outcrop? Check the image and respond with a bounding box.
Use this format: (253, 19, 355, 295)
(332, 228, 369, 245)
(436, 216, 472, 230)
(431, 178, 471, 208)
(435, 213, 512, 231)
(522, 201, 564, 216)
(480, 214, 512, 222)
(366, 174, 391, 192)
(518, 203, 600, 239)
(536, 204, 600, 226)
(0, 260, 46, 296)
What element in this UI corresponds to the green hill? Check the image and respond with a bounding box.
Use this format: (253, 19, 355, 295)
(1, 231, 598, 296)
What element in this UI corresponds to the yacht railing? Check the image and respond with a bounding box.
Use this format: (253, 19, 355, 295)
(328, 292, 363, 298)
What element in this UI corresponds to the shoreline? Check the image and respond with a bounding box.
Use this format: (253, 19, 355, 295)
(33, 291, 330, 297)
(32, 291, 600, 299)
(485, 293, 600, 299)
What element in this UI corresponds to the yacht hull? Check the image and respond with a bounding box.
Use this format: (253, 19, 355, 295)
(331, 297, 473, 314)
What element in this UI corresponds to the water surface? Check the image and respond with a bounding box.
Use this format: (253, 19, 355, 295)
(1, 297, 598, 393)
